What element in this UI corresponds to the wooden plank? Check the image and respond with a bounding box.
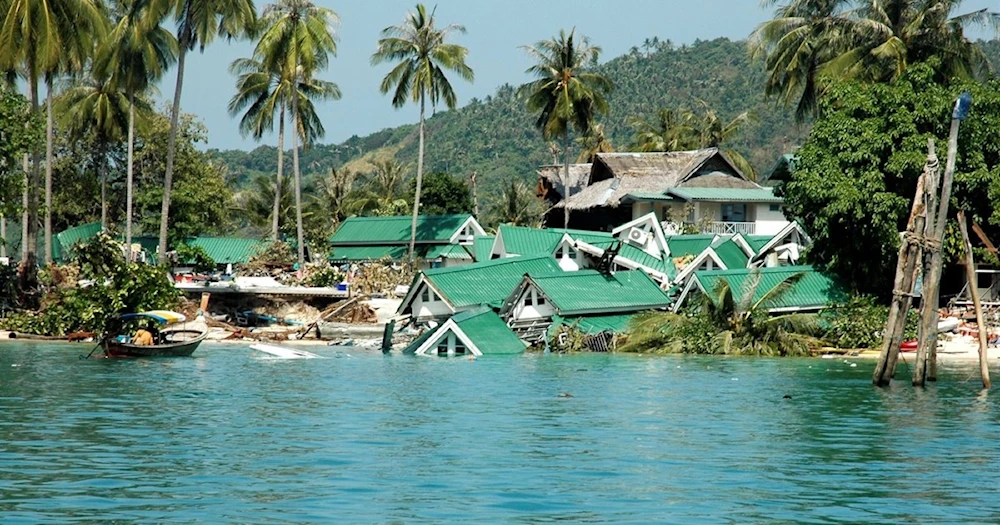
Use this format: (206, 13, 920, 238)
(972, 221, 998, 256)
(958, 211, 991, 389)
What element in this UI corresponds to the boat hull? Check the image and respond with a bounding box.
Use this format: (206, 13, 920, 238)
(103, 330, 208, 358)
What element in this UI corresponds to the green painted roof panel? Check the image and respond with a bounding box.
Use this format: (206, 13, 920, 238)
(498, 224, 614, 256)
(693, 265, 848, 311)
(54, 222, 102, 262)
(425, 244, 473, 260)
(666, 235, 715, 258)
(711, 239, 750, 270)
(553, 312, 639, 335)
(330, 214, 472, 245)
(330, 245, 409, 261)
(473, 236, 494, 262)
(426, 255, 562, 308)
(745, 235, 772, 253)
(188, 237, 267, 264)
(531, 270, 671, 315)
(453, 307, 526, 355)
(668, 187, 783, 203)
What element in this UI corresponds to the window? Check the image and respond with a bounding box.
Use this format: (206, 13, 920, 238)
(537, 294, 546, 306)
(769, 204, 781, 212)
(523, 292, 533, 307)
(567, 247, 578, 260)
(421, 288, 429, 302)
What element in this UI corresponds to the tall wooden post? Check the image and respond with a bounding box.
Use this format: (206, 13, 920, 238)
(957, 211, 991, 389)
(873, 140, 936, 386)
(913, 92, 971, 386)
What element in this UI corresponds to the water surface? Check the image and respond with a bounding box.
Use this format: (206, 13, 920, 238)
(2, 343, 1000, 523)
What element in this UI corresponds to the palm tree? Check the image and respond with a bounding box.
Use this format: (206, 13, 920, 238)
(99, 0, 178, 249)
(750, 0, 999, 120)
(57, 69, 132, 230)
(352, 158, 411, 216)
(630, 108, 697, 153)
(520, 28, 612, 228)
(621, 270, 819, 356)
(488, 179, 544, 227)
(158, 0, 257, 263)
(237, 173, 294, 237)
(0, 0, 107, 268)
(371, 3, 474, 263)
(252, 0, 339, 268)
(575, 121, 613, 163)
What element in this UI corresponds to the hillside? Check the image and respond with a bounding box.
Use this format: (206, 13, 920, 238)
(208, 37, 811, 194)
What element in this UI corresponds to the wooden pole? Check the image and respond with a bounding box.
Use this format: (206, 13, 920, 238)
(958, 211, 991, 389)
(873, 140, 935, 386)
(914, 94, 968, 386)
(470, 171, 479, 219)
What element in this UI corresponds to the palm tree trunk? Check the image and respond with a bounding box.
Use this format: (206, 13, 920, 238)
(274, 103, 285, 242)
(408, 94, 425, 264)
(292, 80, 304, 267)
(44, 78, 53, 265)
(21, 153, 28, 261)
(562, 134, 571, 228)
(99, 142, 108, 230)
(25, 73, 40, 274)
(0, 215, 5, 259)
(126, 95, 135, 251)
(159, 36, 189, 263)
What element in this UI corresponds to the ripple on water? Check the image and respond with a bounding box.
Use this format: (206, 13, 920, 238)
(3, 345, 1000, 523)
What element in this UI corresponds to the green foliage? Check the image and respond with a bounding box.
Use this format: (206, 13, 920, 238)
(781, 62, 1000, 298)
(301, 262, 344, 288)
(413, 172, 472, 215)
(0, 232, 179, 336)
(620, 270, 822, 356)
(820, 296, 920, 349)
(175, 244, 216, 272)
(485, 179, 545, 228)
(0, 89, 43, 218)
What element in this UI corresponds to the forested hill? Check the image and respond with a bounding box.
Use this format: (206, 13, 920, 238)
(206, 38, 809, 193)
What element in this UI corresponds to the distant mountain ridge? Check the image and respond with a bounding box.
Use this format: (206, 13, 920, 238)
(207, 37, 1000, 197)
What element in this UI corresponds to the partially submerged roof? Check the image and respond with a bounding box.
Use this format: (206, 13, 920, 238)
(681, 265, 848, 312)
(329, 214, 481, 245)
(524, 270, 671, 316)
(402, 306, 526, 356)
(399, 255, 563, 313)
(550, 312, 639, 336)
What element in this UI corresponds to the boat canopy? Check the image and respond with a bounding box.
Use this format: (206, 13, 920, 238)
(118, 310, 187, 324)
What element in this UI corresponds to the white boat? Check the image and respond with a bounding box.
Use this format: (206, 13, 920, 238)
(250, 343, 322, 359)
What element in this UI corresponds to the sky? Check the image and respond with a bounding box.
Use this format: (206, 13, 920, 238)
(162, 0, 999, 151)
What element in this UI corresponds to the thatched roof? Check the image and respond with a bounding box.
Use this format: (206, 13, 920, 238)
(557, 148, 758, 211)
(537, 164, 592, 199)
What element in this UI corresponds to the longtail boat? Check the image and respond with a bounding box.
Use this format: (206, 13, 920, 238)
(102, 310, 207, 358)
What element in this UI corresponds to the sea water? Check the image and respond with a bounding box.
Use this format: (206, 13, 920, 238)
(2, 343, 1000, 523)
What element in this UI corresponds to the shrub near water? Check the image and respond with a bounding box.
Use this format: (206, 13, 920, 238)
(820, 296, 920, 349)
(0, 232, 180, 336)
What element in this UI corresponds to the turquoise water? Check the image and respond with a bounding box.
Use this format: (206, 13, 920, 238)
(2, 344, 1000, 523)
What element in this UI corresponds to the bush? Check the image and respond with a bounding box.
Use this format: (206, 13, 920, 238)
(820, 296, 920, 349)
(175, 244, 216, 273)
(301, 262, 345, 288)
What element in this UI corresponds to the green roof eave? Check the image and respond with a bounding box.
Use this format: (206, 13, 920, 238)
(667, 187, 783, 203)
(621, 192, 683, 203)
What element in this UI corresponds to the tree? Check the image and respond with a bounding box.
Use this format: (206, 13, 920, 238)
(99, 0, 178, 249)
(0, 0, 106, 269)
(352, 158, 410, 216)
(520, 28, 612, 228)
(486, 179, 544, 228)
(0, 89, 43, 256)
(253, 0, 340, 267)
(57, 69, 132, 231)
(158, 0, 257, 263)
(575, 122, 613, 163)
(371, 3, 474, 263)
(750, 0, 999, 119)
(411, 172, 472, 215)
(621, 270, 819, 356)
(780, 62, 1000, 298)
(236, 173, 294, 238)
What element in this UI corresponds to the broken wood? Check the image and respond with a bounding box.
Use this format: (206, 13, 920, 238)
(972, 221, 998, 257)
(874, 139, 935, 386)
(958, 211, 991, 389)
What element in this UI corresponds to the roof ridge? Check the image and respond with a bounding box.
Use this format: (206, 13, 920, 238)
(424, 254, 554, 275)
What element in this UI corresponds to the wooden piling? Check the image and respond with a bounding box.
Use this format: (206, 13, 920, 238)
(873, 140, 935, 386)
(958, 211, 991, 389)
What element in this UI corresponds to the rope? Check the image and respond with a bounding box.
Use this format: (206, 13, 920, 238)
(901, 231, 943, 252)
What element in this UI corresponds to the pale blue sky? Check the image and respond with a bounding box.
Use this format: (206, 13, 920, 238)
(165, 0, 998, 150)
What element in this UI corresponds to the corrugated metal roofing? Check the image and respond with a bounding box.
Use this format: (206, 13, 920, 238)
(588, 240, 674, 279)
(329, 245, 409, 261)
(425, 244, 473, 260)
(668, 187, 783, 203)
(426, 255, 562, 308)
(453, 307, 526, 354)
(692, 265, 847, 311)
(552, 312, 639, 335)
(498, 224, 613, 256)
(54, 222, 102, 262)
(531, 270, 671, 315)
(666, 235, 715, 257)
(745, 235, 772, 254)
(330, 214, 472, 245)
(187, 237, 267, 264)
(622, 192, 683, 202)
(710, 239, 749, 270)
(473, 235, 494, 262)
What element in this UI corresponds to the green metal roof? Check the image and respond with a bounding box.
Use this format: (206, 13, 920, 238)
(692, 265, 848, 311)
(668, 187, 783, 203)
(187, 236, 267, 264)
(622, 192, 683, 202)
(452, 307, 526, 355)
(497, 224, 613, 256)
(425, 244, 473, 260)
(54, 222, 102, 262)
(588, 240, 675, 279)
(666, 235, 715, 258)
(473, 235, 494, 262)
(530, 270, 671, 315)
(330, 214, 473, 245)
(745, 235, 772, 254)
(710, 238, 750, 270)
(425, 255, 563, 309)
(329, 245, 409, 261)
(551, 312, 639, 336)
